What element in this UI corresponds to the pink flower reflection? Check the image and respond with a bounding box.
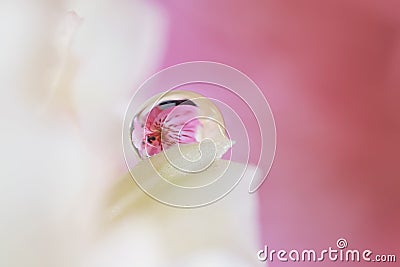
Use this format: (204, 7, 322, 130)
(133, 104, 201, 157)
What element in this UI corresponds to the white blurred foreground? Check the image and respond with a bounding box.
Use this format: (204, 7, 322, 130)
(0, 1, 263, 266)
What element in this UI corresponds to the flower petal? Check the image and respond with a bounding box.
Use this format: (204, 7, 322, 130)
(160, 105, 200, 147)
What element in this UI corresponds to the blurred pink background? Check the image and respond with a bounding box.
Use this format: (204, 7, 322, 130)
(154, 0, 400, 265)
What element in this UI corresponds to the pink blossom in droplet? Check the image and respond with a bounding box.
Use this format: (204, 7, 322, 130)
(133, 104, 201, 157)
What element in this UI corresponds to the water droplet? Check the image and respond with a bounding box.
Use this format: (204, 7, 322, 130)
(130, 90, 231, 159)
